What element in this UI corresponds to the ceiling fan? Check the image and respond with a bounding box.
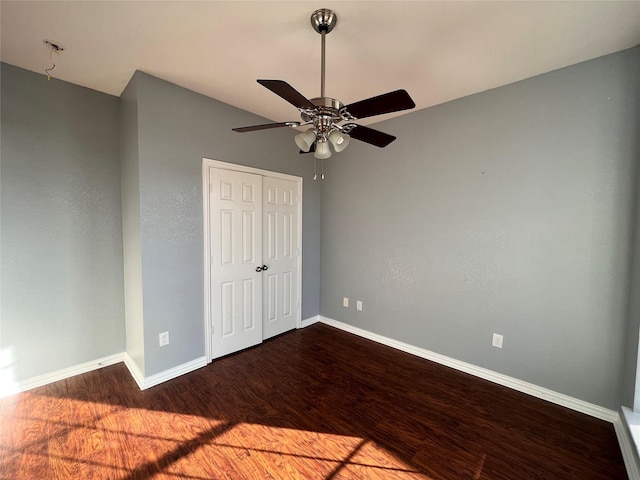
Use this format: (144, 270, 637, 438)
(232, 8, 416, 175)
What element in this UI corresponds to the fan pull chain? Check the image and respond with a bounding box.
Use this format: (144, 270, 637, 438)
(313, 157, 318, 181)
(321, 159, 325, 180)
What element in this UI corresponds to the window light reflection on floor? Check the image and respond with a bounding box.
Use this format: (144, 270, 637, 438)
(1, 395, 434, 479)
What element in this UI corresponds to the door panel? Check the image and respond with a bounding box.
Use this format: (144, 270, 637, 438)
(262, 177, 299, 339)
(210, 168, 263, 358)
(242, 278, 256, 330)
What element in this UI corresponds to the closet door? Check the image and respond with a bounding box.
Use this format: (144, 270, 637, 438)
(262, 177, 299, 339)
(209, 168, 263, 358)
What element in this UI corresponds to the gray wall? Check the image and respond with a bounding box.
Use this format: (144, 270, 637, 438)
(0, 63, 125, 381)
(128, 72, 321, 377)
(120, 73, 145, 374)
(621, 83, 640, 409)
(320, 47, 640, 409)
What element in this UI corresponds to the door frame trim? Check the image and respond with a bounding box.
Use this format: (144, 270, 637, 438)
(202, 158, 303, 363)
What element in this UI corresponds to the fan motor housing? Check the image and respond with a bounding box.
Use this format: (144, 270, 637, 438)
(301, 97, 343, 123)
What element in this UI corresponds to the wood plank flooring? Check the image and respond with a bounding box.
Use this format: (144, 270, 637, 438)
(0, 323, 628, 479)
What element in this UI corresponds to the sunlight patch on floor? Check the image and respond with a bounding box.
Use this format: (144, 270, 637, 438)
(1, 394, 434, 479)
(189, 422, 432, 479)
(0, 396, 225, 479)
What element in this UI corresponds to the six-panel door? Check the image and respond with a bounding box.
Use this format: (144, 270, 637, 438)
(210, 168, 264, 358)
(208, 167, 300, 359)
(262, 176, 299, 339)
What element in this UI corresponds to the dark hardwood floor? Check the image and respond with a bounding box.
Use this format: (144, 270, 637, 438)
(0, 323, 627, 479)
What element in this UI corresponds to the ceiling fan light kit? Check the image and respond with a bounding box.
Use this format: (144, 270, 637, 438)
(328, 129, 350, 152)
(294, 129, 317, 151)
(233, 8, 416, 178)
(314, 141, 332, 160)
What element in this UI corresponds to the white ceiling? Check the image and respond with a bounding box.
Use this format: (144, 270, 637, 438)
(1, 1, 639, 126)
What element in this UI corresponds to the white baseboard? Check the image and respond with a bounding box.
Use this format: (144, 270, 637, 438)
(123, 353, 145, 390)
(1, 351, 207, 398)
(319, 316, 617, 422)
(616, 409, 640, 480)
(124, 354, 207, 390)
(299, 315, 320, 328)
(1, 352, 126, 398)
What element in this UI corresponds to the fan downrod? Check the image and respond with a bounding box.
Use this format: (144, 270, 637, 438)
(310, 8, 337, 34)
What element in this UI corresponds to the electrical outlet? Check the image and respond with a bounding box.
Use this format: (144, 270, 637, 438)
(343, 297, 349, 308)
(492, 333, 503, 349)
(159, 331, 169, 347)
(356, 300, 363, 311)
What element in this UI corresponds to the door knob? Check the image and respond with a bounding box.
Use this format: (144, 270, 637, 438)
(256, 266, 263, 272)
(262, 265, 268, 271)
(256, 265, 269, 272)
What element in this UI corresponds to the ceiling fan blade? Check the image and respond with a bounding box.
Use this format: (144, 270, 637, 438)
(257, 80, 316, 110)
(348, 125, 396, 148)
(345, 90, 416, 120)
(232, 121, 299, 133)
